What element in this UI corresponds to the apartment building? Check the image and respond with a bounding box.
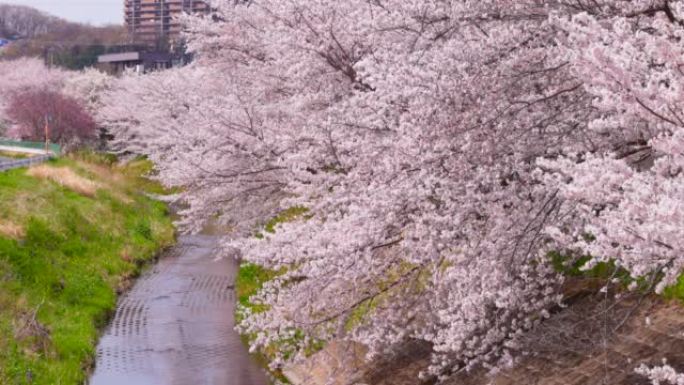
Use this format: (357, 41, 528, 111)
(125, 0, 209, 47)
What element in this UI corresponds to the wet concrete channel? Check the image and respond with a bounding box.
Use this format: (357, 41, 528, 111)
(90, 235, 269, 385)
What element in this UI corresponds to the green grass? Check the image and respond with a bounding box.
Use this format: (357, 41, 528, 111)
(236, 263, 282, 311)
(117, 155, 180, 196)
(0, 154, 175, 385)
(663, 275, 684, 302)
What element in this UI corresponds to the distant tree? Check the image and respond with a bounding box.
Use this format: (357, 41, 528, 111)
(47, 44, 107, 70)
(0, 4, 54, 38)
(63, 68, 114, 112)
(0, 4, 127, 69)
(63, 68, 114, 148)
(7, 89, 96, 145)
(0, 58, 67, 135)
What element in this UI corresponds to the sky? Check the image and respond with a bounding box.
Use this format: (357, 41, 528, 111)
(2, 0, 123, 26)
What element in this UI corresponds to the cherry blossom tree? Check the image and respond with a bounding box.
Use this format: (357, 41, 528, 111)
(100, 0, 684, 380)
(63, 68, 114, 113)
(7, 88, 96, 145)
(0, 58, 67, 128)
(0, 58, 110, 144)
(542, 1, 684, 293)
(98, 67, 289, 232)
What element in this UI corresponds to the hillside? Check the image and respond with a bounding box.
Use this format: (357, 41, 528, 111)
(0, 4, 126, 69)
(0, 4, 56, 39)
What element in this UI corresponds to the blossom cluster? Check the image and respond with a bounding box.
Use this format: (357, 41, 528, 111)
(636, 362, 684, 385)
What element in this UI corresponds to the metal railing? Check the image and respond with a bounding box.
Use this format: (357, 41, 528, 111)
(0, 154, 53, 172)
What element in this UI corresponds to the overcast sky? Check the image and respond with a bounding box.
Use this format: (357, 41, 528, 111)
(1, 0, 123, 26)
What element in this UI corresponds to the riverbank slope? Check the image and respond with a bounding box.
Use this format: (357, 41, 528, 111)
(0, 153, 175, 384)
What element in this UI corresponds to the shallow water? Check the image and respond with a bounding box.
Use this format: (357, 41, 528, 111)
(90, 235, 268, 385)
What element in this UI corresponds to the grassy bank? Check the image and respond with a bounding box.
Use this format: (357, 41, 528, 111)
(0, 153, 175, 385)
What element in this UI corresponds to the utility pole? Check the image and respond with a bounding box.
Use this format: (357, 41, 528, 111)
(44, 114, 50, 154)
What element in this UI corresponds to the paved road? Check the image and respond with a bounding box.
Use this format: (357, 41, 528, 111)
(0, 156, 13, 163)
(90, 235, 269, 385)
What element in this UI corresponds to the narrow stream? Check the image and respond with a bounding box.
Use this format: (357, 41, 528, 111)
(90, 235, 269, 385)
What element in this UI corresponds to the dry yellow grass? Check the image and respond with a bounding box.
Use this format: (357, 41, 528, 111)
(0, 221, 25, 239)
(79, 162, 125, 186)
(77, 162, 133, 203)
(27, 165, 100, 197)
